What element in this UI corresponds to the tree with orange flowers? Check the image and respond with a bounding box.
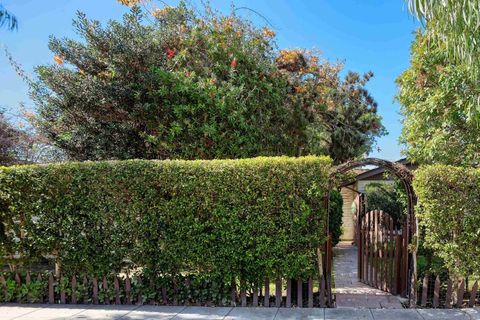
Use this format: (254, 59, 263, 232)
(30, 1, 383, 162)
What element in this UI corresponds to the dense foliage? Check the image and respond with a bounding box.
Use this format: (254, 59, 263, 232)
(328, 190, 343, 246)
(365, 181, 406, 226)
(0, 156, 331, 294)
(406, 0, 480, 69)
(414, 165, 480, 277)
(30, 3, 384, 163)
(396, 31, 480, 167)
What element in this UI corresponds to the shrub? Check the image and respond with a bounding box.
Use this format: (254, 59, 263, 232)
(365, 181, 406, 227)
(0, 156, 331, 288)
(329, 191, 343, 246)
(414, 165, 480, 277)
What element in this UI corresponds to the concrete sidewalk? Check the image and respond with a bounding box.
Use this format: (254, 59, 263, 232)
(1, 305, 480, 320)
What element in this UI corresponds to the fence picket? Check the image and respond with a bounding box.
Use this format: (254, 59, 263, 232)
(275, 278, 281, 307)
(319, 277, 325, 307)
(25, 272, 31, 303)
(264, 278, 270, 307)
(48, 273, 54, 304)
(445, 279, 453, 308)
(82, 276, 88, 304)
(92, 277, 99, 304)
(114, 277, 120, 305)
(457, 279, 465, 308)
(297, 278, 302, 308)
(252, 286, 258, 307)
(468, 281, 478, 307)
(161, 286, 167, 305)
(71, 276, 77, 304)
(421, 276, 428, 306)
(433, 276, 440, 308)
(308, 278, 313, 308)
(241, 279, 247, 307)
(60, 276, 66, 304)
(286, 279, 292, 308)
(125, 276, 132, 305)
(103, 276, 110, 305)
(369, 211, 374, 286)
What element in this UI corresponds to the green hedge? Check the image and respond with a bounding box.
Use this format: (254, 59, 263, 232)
(0, 156, 331, 287)
(414, 165, 480, 277)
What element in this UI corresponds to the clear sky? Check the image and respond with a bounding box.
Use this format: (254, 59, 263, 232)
(0, 0, 418, 161)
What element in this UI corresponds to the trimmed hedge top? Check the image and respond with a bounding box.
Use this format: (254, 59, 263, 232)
(414, 165, 480, 277)
(0, 156, 331, 284)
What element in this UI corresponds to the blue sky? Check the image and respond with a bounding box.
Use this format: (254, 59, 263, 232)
(0, 0, 418, 160)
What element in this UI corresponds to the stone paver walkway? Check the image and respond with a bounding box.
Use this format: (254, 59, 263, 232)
(2, 305, 480, 320)
(333, 241, 403, 308)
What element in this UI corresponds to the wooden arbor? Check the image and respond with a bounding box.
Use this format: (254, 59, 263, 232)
(330, 158, 417, 303)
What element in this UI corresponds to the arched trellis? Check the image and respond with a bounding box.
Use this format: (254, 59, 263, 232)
(329, 158, 417, 303)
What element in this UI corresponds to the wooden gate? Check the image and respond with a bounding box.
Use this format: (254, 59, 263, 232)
(358, 210, 407, 295)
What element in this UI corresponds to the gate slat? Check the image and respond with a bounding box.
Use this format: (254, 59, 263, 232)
(389, 216, 394, 293)
(369, 210, 374, 286)
(374, 210, 378, 288)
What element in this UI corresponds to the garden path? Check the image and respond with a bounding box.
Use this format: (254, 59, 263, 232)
(333, 241, 403, 308)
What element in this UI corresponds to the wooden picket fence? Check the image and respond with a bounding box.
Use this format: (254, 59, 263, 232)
(416, 275, 480, 308)
(0, 272, 334, 308)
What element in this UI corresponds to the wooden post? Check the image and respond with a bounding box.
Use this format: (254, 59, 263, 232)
(374, 210, 378, 288)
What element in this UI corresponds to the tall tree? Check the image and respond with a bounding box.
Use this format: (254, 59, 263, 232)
(405, 0, 480, 67)
(397, 31, 480, 167)
(30, 3, 384, 162)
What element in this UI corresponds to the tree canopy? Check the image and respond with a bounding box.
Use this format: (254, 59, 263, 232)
(406, 0, 480, 68)
(30, 3, 384, 163)
(397, 31, 480, 167)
